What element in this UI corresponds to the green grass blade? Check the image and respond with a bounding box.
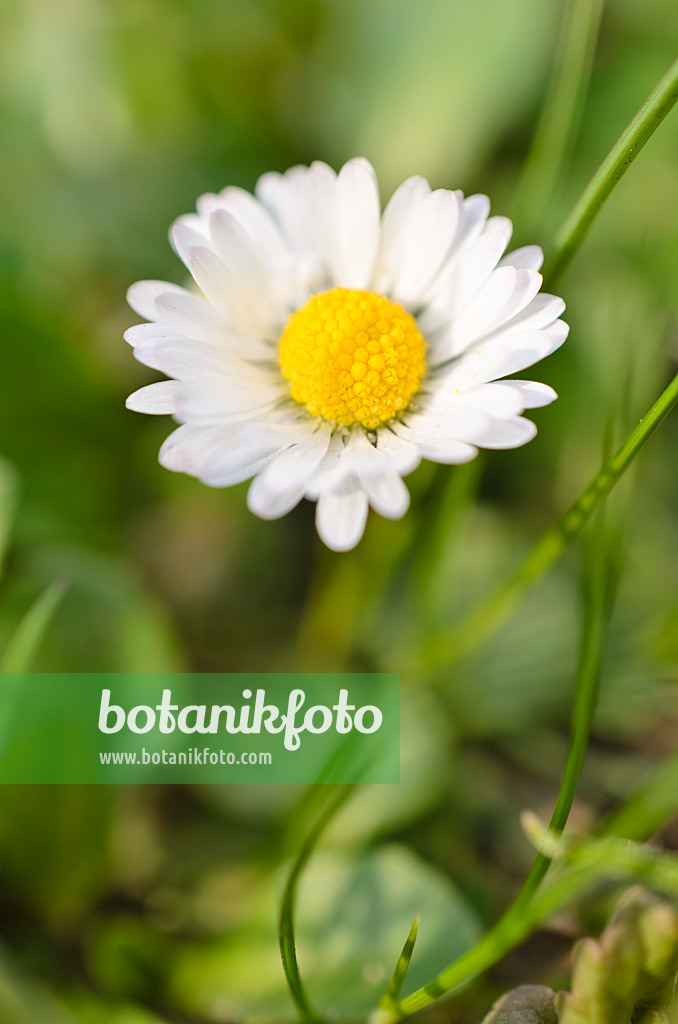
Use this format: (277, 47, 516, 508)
(279, 785, 356, 1023)
(379, 916, 420, 1013)
(0, 582, 67, 674)
(513, 0, 605, 233)
(423, 370, 678, 674)
(544, 55, 678, 286)
(0, 457, 19, 580)
(391, 510, 619, 1020)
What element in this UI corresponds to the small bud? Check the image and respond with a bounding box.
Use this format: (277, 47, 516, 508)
(559, 889, 678, 1024)
(482, 984, 558, 1023)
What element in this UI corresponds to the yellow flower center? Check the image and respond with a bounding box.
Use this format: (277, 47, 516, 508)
(278, 288, 427, 429)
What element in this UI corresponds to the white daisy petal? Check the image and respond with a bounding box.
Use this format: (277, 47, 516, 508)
(196, 192, 228, 219)
(331, 158, 381, 289)
(360, 468, 410, 519)
(447, 268, 545, 356)
(451, 266, 518, 350)
(375, 429, 422, 476)
(172, 213, 209, 240)
(500, 293, 566, 334)
(454, 193, 491, 249)
(212, 186, 291, 271)
(162, 422, 292, 487)
(256, 163, 333, 256)
(417, 214, 513, 335)
(498, 245, 544, 271)
(199, 444, 283, 488)
(333, 430, 411, 519)
(500, 380, 558, 408)
(159, 423, 230, 473)
(126, 381, 181, 414)
(170, 221, 210, 268)
(128, 322, 258, 363)
(424, 381, 525, 419)
(127, 280, 185, 321)
(153, 289, 231, 346)
(453, 216, 513, 307)
(394, 428, 478, 465)
(247, 427, 333, 520)
(389, 189, 460, 308)
(374, 175, 431, 293)
(470, 416, 538, 449)
(187, 244, 276, 338)
(124, 323, 182, 348)
(316, 482, 369, 553)
(131, 334, 242, 381)
(208, 209, 285, 327)
(173, 375, 285, 425)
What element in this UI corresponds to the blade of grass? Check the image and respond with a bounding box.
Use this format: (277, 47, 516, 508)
(498, 504, 621, 907)
(0, 457, 18, 580)
(422, 369, 678, 674)
(544, 56, 678, 287)
(513, 0, 605, 233)
(390, 507, 618, 1020)
(378, 916, 421, 1014)
(0, 581, 67, 673)
(279, 785, 356, 1023)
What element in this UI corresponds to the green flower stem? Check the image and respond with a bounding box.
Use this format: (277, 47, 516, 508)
(394, 513, 616, 1021)
(513, 0, 605, 232)
(279, 786, 355, 1023)
(422, 369, 678, 674)
(543, 55, 678, 287)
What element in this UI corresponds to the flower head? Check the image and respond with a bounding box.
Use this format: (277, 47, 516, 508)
(125, 158, 567, 551)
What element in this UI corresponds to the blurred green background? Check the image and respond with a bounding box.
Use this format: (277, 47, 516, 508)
(0, 0, 678, 1021)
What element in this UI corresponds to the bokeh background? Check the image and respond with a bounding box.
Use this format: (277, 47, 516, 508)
(1, 0, 678, 1021)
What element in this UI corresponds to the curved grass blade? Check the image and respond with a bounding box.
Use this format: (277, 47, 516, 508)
(279, 785, 356, 1023)
(423, 369, 678, 674)
(0, 581, 67, 674)
(544, 55, 678, 286)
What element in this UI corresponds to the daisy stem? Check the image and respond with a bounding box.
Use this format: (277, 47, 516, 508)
(279, 785, 355, 1023)
(422, 368, 678, 673)
(513, 0, 604, 233)
(389, 512, 618, 1022)
(543, 55, 678, 287)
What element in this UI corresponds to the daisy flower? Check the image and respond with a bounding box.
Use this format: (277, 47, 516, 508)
(125, 158, 567, 551)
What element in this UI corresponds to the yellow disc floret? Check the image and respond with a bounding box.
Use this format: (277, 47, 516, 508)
(278, 288, 427, 429)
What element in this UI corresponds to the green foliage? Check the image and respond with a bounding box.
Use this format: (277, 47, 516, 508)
(0, 0, 677, 1022)
(558, 890, 678, 1024)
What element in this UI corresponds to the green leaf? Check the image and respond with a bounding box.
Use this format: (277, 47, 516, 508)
(170, 845, 480, 1022)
